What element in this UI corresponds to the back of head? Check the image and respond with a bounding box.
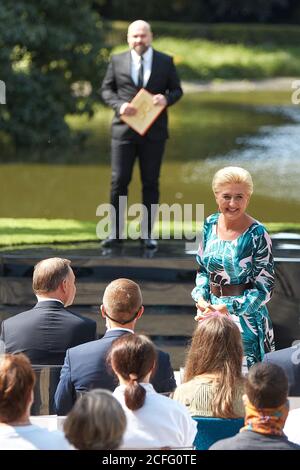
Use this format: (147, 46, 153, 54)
(246, 362, 288, 409)
(33, 257, 71, 294)
(103, 278, 142, 325)
(184, 314, 244, 418)
(184, 314, 243, 381)
(109, 334, 157, 411)
(0, 354, 35, 423)
(64, 389, 126, 450)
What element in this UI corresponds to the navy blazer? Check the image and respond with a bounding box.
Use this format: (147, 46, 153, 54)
(263, 345, 300, 396)
(0, 300, 97, 365)
(55, 329, 177, 415)
(101, 49, 183, 141)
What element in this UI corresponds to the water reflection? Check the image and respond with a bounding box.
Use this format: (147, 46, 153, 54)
(0, 91, 299, 222)
(184, 105, 300, 204)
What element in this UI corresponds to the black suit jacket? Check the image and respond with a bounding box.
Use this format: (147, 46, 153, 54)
(263, 345, 300, 396)
(0, 300, 97, 365)
(101, 49, 183, 141)
(54, 329, 177, 415)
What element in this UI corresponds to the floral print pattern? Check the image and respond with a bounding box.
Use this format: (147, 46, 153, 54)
(192, 212, 275, 367)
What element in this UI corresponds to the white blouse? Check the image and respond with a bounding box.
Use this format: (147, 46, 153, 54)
(113, 383, 197, 449)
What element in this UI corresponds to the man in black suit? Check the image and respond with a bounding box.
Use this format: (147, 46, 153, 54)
(263, 344, 300, 396)
(0, 257, 96, 412)
(101, 20, 183, 249)
(54, 278, 176, 415)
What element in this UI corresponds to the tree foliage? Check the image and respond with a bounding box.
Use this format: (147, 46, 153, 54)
(99, 0, 299, 23)
(0, 1, 107, 148)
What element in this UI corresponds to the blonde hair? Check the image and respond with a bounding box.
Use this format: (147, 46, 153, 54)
(183, 315, 244, 418)
(212, 166, 253, 196)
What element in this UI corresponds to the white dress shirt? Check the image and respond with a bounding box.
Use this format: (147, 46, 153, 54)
(283, 408, 300, 445)
(130, 47, 153, 88)
(36, 296, 64, 305)
(113, 383, 197, 449)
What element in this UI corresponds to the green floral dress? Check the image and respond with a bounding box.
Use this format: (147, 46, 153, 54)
(192, 212, 275, 367)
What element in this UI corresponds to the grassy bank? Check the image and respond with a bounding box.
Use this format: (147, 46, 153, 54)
(112, 36, 300, 81)
(0, 219, 299, 247)
(108, 21, 300, 46)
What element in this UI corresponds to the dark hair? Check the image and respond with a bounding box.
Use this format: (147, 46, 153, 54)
(246, 362, 288, 408)
(183, 314, 244, 418)
(109, 334, 157, 411)
(64, 389, 126, 450)
(0, 354, 35, 423)
(33, 257, 71, 294)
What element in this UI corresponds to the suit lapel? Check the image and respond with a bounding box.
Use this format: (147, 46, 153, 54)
(125, 51, 137, 88)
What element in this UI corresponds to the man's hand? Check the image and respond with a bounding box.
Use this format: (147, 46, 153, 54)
(153, 94, 167, 106)
(120, 102, 137, 116)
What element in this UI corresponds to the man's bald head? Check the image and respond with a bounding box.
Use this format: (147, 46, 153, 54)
(128, 20, 151, 35)
(127, 20, 153, 55)
(102, 279, 142, 324)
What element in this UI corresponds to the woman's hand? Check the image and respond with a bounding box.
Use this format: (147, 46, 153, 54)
(194, 298, 216, 321)
(211, 303, 229, 316)
(194, 301, 229, 321)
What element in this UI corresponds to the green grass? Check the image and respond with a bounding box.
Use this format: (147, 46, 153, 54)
(108, 21, 300, 47)
(0, 218, 299, 247)
(112, 37, 300, 80)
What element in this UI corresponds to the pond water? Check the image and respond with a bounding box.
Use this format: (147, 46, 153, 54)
(0, 90, 299, 222)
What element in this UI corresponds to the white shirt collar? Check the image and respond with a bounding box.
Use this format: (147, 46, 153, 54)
(107, 327, 134, 334)
(130, 46, 153, 64)
(36, 296, 64, 305)
(116, 383, 155, 393)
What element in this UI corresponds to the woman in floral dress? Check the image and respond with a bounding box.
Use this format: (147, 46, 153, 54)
(192, 167, 275, 367)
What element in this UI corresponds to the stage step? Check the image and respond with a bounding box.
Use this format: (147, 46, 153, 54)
(0, 237, 300, 368)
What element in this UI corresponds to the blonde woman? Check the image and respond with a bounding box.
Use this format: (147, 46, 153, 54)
(192, 166, 275, 367)
(173, 314, 245, 418)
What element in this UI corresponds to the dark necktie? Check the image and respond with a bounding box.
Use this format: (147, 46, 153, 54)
(137, 55, 144, 89)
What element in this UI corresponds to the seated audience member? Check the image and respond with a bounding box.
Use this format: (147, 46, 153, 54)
(263, 344, 300, 396)
(110, 333, 197, 449)
(63, 389, 126, 450)
(210, 362, 300, 450)
(0, 354, 71, 450)
(55, 279, 176, 415)
(283, 407, 300, 446)
(0, 257, 96, 364)
(173, 314, 245, 418)
(0, 257, 96, 413)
